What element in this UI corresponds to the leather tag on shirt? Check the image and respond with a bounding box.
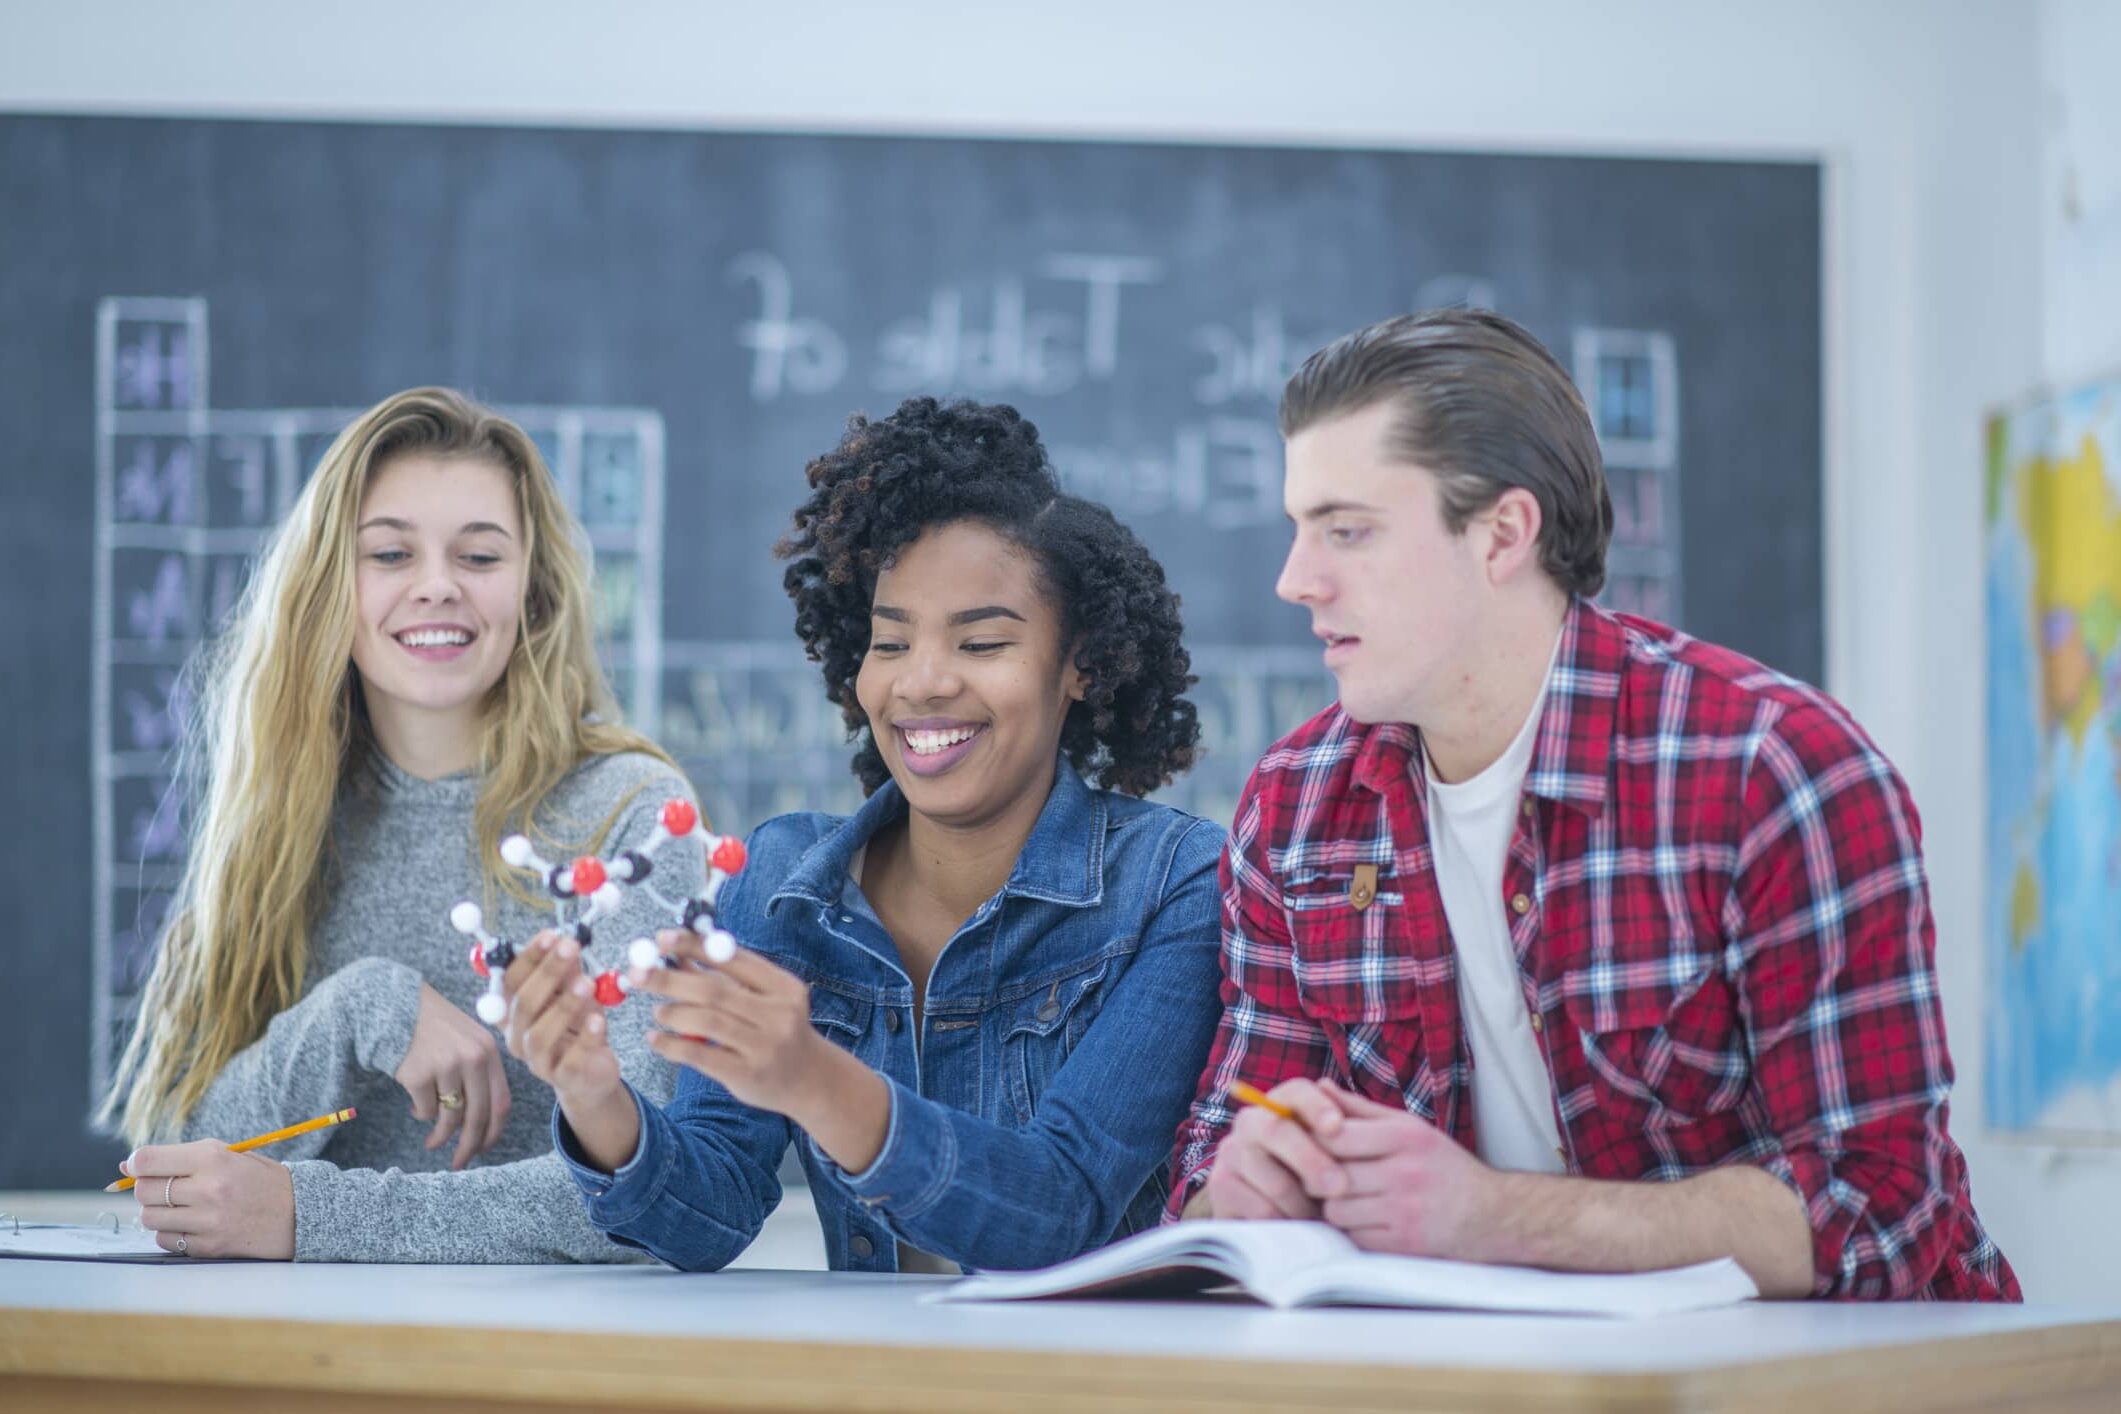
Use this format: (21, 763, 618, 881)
(1348, 863, 1378, 911)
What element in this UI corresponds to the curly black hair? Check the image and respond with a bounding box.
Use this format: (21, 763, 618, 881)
(776, 397, 1201, 798)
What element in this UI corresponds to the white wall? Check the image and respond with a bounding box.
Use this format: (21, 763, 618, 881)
(7, 1, 2106, 1298)
(2043, 0, 2121, 380)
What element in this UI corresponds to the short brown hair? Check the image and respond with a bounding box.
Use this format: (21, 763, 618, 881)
(1280, 309, 1613, 597)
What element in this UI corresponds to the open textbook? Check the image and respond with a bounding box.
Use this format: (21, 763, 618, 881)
(932, 1221, 1759, 1318)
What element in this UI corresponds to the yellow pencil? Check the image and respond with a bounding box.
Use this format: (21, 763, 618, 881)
(1230, 1080, 1299, 1122)
(105, 1107, 358, 1192)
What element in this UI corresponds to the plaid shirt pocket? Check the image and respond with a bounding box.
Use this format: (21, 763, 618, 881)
(1561, 959, 1749, 1131)
(1281, 870, 1444, 1115)
(1281, 871, 1421, 1021)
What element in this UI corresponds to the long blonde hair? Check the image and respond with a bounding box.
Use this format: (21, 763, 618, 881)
(104, 387, 671, 1142)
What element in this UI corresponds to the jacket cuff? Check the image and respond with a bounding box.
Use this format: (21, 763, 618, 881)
(552, 1085, 670, 1230)
(808, 1076, 957, 1221)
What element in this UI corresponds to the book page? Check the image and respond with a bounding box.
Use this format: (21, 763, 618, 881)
(1301, 1252, 1760, 1317)
(931, 1221, 1358, 1303)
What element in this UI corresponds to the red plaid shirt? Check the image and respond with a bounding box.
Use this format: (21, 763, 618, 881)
(1168, 600, 2018, 1301)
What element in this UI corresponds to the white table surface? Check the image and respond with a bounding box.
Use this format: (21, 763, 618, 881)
(5, 1257, 2117, 1375)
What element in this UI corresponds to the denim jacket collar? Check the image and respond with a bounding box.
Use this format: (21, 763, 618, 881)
(1003, 759, 1107, 906)
(768, 756, 1107, 914)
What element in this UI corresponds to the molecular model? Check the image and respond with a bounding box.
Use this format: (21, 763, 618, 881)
(447, 799, 748, 1026)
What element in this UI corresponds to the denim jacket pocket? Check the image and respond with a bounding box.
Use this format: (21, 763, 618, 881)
(806, 984, 872, 1052)
(1001, 958, 1112, 1125)
(1559, 961, 1744, 1128)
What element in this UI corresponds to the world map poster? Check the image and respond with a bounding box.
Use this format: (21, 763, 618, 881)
(1986, 373, 2121, 1139)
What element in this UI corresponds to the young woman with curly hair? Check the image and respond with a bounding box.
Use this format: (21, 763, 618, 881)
(504, 397, 1225, 1272)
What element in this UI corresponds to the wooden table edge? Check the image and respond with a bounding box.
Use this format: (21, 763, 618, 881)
(3, 1308, 2118, 1414)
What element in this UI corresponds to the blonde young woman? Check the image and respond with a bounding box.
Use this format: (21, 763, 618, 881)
(102, 387, 699, 1262)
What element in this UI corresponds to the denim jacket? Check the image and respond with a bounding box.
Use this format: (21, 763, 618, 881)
(554, 759, 1225, 1272)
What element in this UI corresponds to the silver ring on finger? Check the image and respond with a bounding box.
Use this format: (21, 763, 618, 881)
(163, 1175, 177, 1207)
(174, 1233, 188, 1256)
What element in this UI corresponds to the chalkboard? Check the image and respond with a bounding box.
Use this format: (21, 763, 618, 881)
(0, 115, 1820, 1183)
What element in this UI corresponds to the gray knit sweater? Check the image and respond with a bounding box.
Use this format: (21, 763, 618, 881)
(176, 749, 697, 1262)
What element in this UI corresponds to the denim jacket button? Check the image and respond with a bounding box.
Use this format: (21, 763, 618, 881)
(850, 1234, 875, 1259)
(1035, 999, 1061, 1025)
(883, 1008, 902, 1034)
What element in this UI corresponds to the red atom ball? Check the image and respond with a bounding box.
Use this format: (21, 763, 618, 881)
(661, 799, 699, 836)
(468, 942, 490, 979)
(570, 856, 607, 895)
(593, 971, 625, 1006)
(711, 838, 747, 874)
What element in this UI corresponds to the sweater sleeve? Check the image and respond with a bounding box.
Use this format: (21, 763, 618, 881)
(177, 955, 423, 1151)
(285, 1147, 655, 1263)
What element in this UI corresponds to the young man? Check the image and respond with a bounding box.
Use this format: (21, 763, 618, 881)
(1168, 310, 2017, 1300)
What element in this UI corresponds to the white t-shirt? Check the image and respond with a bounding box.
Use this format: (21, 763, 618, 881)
(1422, 643, 1567, 1175)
